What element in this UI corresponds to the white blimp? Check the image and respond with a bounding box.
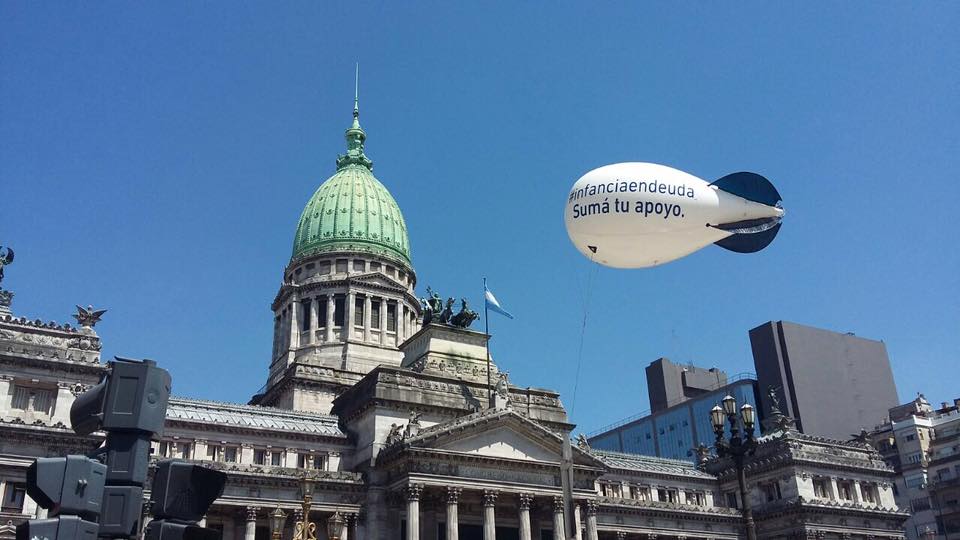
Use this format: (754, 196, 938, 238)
(564, 162, 785, 268)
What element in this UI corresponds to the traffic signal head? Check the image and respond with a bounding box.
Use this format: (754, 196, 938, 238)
(71, 358, 171, 436)
(16, 516, 99, 540)
(150, 461, 226, 522)
(26, 456, 106, 519)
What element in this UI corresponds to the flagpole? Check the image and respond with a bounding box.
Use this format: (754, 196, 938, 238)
(484, 277, 491, 406)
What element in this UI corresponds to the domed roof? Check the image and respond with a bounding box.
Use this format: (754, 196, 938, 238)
(291, 101, 412, 268)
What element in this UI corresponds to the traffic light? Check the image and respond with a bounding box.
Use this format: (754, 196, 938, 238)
(68, 358, 173, 539)
(145, 461, 226, 540)
(71, 358, 171, 437)
(15, 456, 106, 540)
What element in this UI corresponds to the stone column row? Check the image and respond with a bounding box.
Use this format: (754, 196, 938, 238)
(405, 485, 596, 540)
(290, 294, 411, 345)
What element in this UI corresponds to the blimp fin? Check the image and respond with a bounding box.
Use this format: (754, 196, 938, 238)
(711, 172, 782, 206)
(713, 220, 782, 253)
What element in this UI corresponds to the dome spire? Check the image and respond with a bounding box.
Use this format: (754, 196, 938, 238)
(338, 63, 372, 170)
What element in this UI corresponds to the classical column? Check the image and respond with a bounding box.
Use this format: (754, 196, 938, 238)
(341, 513, 351, 540)
(574, 503, 582, 540)
(309, 297, 319, 343)
(446, 487, 462, 540)
(406, 484, 423, 540)
(363, 295, 372, 342)
(326, 295, 335, 342)
(288, 298, 300, 350)
(828, 477, 839, 501)
(346, 291, 356, 341)
(245, 507, 259, 540)
(483, 490, 498, 540)
(552, 497, 565, 540)
(852, 480, 863, 504)
(398, 303, 405, 342)
(585, 501, 599, 540)
(518, 494, 533, 540)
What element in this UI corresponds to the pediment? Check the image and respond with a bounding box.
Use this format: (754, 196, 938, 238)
(401, 408, 605, 468)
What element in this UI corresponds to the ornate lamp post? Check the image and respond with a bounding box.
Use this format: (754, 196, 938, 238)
(270, 507, 287, 540)
(711, 395, 758, 540)
(294, 476, 317, 540)
(327, 511, 345, 540)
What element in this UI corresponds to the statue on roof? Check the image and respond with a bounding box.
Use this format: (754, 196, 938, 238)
(450, 298, 479, 328)
(74, 305, 107, 328)
(421, 287, 445, 325)
(0, 246, 13, 284)
(575, 433, 590, 450)
(438, 297, 455, 324)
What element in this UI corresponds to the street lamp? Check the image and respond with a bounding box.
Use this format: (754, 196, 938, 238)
(711, 396, 759, 540)
(270, 507, 287, 540)
(293, 476, 318, 540)
(327, 511, 345, 540)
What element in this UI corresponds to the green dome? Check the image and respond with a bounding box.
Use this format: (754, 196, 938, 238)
(291, 103, 412, 267)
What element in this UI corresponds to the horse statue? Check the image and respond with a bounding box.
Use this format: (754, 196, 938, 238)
(450, 298, 479, 328)
(438, 298, 455, 324)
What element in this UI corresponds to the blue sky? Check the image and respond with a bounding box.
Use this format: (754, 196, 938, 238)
(2, 3, 957, 434)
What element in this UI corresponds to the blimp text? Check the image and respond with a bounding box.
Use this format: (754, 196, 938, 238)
(567, 179, 695, 203)
(571, 199, 686, 220)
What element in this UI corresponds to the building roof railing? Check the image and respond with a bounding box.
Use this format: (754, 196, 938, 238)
(586, 372, 757, 437)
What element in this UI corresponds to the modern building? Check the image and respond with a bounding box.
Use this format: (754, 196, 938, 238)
(0, 96, 910, 540)
(645, 358, 729, 414)
(868, 395, 960, 540)
(750, 321, 900, 441)
(589, 360, 760, 462)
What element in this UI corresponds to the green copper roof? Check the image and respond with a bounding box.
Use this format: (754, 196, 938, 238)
(291, 101, 411, 267)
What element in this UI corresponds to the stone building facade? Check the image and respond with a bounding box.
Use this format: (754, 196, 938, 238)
(0, 99, 910, 540)
(868, 395, 960, 539)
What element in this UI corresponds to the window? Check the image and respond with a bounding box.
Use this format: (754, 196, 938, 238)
(386, 265, 395, 277)
(353, 260, 365, 272)
(254, 449, 267, 465)
(2, 483, 26, 512)
(387, 303, 397, 332)
(206, 445, 222, 461)
(370, 262, 381, 272)
(398, 270, 406, 282)
(636, 486, 651, 502)
(318, 298, 328, 327)
(861, 484, 877, 504)
(306, 263, 315, 270)
(271, 451, 283, 466)
(813, 478, 830, 499)
(908, 452, 923, 464)
(371, 300, 381, 329)
(686, 491, 705, 506)
(906, 474, 927, 488)
(762, 482, 782, 502)
(11, 385, 53, 413)
(300, 300, 312, 332)
(725, 491, 739, 508)
(224, 447, 238, 463)
(335, 259, 348, 273)
(297, 454, 308, 469)
(838, 481, 853, 501)
(906, 434, 917, 442)
(334, 296, 345, 326)
(175, 442, 191, 459)
(355, 298, 365, 326)
(319, 261, 331, 275)
(313, 454, 327, 470)
(913, 497, 932, 512)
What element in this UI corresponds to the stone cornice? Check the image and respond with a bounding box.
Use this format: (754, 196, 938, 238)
(596, 496, 743, 522)
(752, 496, 910, 523)
(0, 422, 103, 453)
(272, 274, 420, 312)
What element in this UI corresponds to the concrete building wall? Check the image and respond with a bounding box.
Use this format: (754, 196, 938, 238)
(750, 320, 899, 440)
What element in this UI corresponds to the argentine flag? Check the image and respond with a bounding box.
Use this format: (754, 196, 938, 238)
(484, 284, 514, 319)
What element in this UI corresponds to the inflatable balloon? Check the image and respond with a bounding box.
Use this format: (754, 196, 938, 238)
(564, 162, 784, 268)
